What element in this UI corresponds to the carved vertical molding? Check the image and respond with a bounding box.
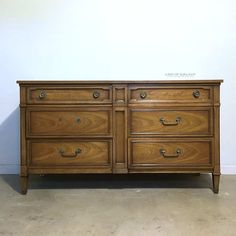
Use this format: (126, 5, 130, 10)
(19, 86, 28, 177)
(20, 86, 28, 179)
(113, 85, 128, 173)
(19, 86, 28, 194)
(213, 85, 221, 175)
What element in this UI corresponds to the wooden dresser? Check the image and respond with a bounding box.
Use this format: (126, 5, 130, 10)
(17, 80, 223, 194)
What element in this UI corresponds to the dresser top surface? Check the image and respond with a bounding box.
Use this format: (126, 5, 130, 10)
(17, 79, 223, 85)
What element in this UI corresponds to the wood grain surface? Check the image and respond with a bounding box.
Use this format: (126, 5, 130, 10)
(129, 139, 211, 166)
(130, 108, 212, 135)
(30, 140, 111, 166)
(17, 80, 222, 194)
(129, 86, 212, 103)
(28, 86, 112, 104)
(28, 108, 111, 136)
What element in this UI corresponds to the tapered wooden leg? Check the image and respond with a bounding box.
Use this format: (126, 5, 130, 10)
(20, 176, 28, 195)
(212, 174, 220, 194)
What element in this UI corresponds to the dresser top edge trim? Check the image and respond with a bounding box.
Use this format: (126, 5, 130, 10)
(16, 80, 223, 85)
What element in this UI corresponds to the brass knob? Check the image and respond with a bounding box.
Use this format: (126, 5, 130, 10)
(93, 91, 100, 99)
(39, 90, 46, 99)
(193, 90, 200, 98)
(140, 91, 147, 99)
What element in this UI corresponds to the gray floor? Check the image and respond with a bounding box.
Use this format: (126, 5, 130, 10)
(0, 174, 236, 236)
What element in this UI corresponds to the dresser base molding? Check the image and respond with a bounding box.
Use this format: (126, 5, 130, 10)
(17, 80, 223, 194)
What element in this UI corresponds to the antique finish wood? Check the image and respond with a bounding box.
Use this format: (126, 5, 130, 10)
(17, 80, 223, 194)
(28, 86, 112, 104)
(113, 107, 128, 173)
(29, 140, 112, 166)
(27, 108, 112, 136)
(129, 86, 213, 103)
(129, 139, 212, 166)
(130, 108, 212, 136)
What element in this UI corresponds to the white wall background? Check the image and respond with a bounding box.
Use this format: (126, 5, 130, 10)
(0, 0, 235, 174)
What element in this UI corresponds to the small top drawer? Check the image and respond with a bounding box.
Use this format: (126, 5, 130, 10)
(27, 86, 112, 104)
(129, 86, 213, 103)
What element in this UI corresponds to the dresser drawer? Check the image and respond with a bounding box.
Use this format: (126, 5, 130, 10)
(129, 139, 212, 167)
(129, 86, 212, 103)
(27, 108, 112, 137)
(29, 140, 112, 167)
(130, 108, 212, 136)
(27, 86, 112, 104)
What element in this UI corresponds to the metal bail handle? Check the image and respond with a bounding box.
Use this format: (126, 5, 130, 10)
(160, 148, 182, 158)
(160, 117, 181, 126)
(59, 148, 82, 158)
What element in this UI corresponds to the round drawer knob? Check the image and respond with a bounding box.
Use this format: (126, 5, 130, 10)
(39, 90, 47, 99)
(140, 91, 147, 99)
(93, 91, 100, 99)
(193, 90, 200, 98)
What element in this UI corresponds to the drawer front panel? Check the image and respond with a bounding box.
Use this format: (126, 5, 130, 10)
(28, 108, 112, 136)
(28, 86, 112, 104)
(129, 86, 212, 103)
(130, 108, 212, 136)
(29, 140, 112, 166)
(129, 139, 212, 166)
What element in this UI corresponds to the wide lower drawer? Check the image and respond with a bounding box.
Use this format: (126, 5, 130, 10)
(27, 108, 112, 137)
(129, 139, 212, 167)
(130, 108, 212, 136)
(129, 86, 212, 103)
(28, 140, 112, 167)
(27, 86, 112, 104)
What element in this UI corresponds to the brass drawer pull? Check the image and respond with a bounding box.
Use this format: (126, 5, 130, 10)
(160, 117, 181, 126)
(160, 148, 182, 158)
(93, 91, 100, 99)
(193, 90, 200, 98)
(39, 90, 47, 99)
(140, 91, 147, 99)
(59, 148, 82, 158)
